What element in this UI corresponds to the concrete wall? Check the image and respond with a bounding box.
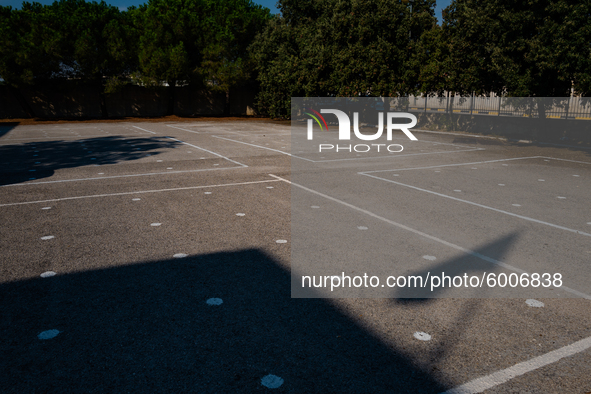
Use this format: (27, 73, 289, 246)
(415, 112, 591, 143)
(0, 81, 258, 119)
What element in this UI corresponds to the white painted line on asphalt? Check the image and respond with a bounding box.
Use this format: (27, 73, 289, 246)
(357, 226, 368, 230)
(423, 255, 436, 261)
(359, 173, 591, 237)
(414, 332, 432, 341)
(236, 213, 245, 216)
(206, 298, 223, 305)
(441, 335, 591, 394)
(276, 239, 288, 244)
(361, 157, 539, 174)
(311, 205, 320, 209)
(40, 235, 55, 240)
(557, 196, 566, 199)
(173, 253, 188, 258)
(0, 166, 245, 187)
(41, 207, 51, 210)
(132, 198, 141, 201)
(268, 174, 591, 300)
(164, 136, 248, 167)
(151, 223, 162, 227)
(165, 124, 201, 133)
(213, 135, 482, 163)
(131, 126, 157, 134)
(537, 156, 591, 165)
(309, 148, 484, 163)
(211, 135, 314, 162)
(0, 179, 280, 207)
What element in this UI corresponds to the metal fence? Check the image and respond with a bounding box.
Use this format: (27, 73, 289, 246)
(388, 95, 591, 120)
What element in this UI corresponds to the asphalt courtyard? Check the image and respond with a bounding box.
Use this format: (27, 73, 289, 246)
(0, 119, 590, 393)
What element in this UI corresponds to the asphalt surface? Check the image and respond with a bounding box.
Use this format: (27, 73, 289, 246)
(0, 120, 590, 393)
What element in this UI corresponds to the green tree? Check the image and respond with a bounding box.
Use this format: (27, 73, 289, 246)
(199, 0, 270, 114)
(439, 0, 591, 98)
(250, 0, 437, 118)
(132, 0, 269, 116)
(0, 1, 135, 118)
(0, 3, 64, 117)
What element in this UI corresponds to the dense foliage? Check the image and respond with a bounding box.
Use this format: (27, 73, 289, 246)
(0, 0, 589, 118)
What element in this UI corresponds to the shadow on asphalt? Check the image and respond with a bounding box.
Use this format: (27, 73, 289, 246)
(0, 122, 18, 138)
(0, 249, 449, 393)
(0, 136, 181, 186)
(392, 233, 519, 301)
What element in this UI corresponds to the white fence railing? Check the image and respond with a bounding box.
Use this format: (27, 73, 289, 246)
(388, 96, 591, 120)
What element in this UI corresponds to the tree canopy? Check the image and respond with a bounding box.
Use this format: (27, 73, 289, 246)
(0, 0, 589, 119)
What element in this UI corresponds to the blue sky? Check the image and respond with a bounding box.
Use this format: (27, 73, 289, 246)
(0, 0, 452, 22)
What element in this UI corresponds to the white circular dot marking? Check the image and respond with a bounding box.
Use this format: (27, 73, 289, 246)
(40, 271, 56, 278)
(261, 375, 284, 389)
(173, 253, 188, 258)
(38, 329, 60, 340)
(276, 240, 287, 244)
(206, 298, 223, 306)
(414, 331, 432, 341)
(41, 236, 55, 240)
(525, 299, 544, 308)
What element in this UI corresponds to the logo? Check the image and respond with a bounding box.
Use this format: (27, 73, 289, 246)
(305, 109, 418, 153)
